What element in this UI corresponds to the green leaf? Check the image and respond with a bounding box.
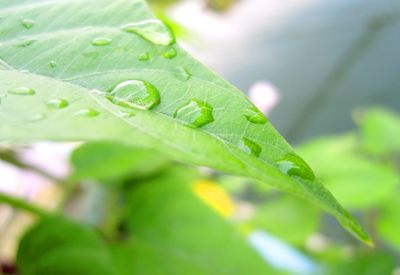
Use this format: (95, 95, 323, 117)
(357, 107, 400, 156)
(298, 134, 399, 209)
(71, 141, 169, 182)
(120, 167, 280, 275)
(16, 216, 116, 275)
(0, 0, 369, 243)
(377, 192, 400, 249)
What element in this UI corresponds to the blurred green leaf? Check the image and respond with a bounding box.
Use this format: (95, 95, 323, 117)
(298, 134, 399, 209)
(71, 141, 169, 182)
(16, 217, 115, 275)
(119, 167, 281, 275)
(358, 107, 400, 156)
(377, 192, 400, 249)
(250, 196, 319, 245)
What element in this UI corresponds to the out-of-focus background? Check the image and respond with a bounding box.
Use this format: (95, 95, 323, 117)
(1, 0, 400, 274)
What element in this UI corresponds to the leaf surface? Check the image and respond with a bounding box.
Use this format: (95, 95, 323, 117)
(0, 0, 369, 243)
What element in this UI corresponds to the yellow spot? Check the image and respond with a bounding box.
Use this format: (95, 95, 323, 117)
(192, 180, 235, 217)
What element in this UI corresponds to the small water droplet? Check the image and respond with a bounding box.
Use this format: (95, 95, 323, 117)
(163, 48, 177, 59)
(244, 107, 267, 124)
(277, 153, 315, 180)
(21, 18, 34, 29)
(91, 37, 112, 46)
(49, 60, 57, 68)
(173, 98, 214, 127)
(118, 110, 136, 118)
(75, 108, 99, 117)
(107, 80, 160, 110)
(138, 52, 151, 61)
(46, 99, 68, 109)
(239, 137, 261, 157)
(8, 87, 35, 96)
(174, 66, 192, 81)
(83, 51, 99, 59)
(14, 38, 36, 47)
(28, 113, 45, 122)
(122, 19, 175, 46)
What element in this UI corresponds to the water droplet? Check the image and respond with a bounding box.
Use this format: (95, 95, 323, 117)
(8, 87, 35, 96)
(91, 37, 112, 46)
(163, 48, 177, 59)
(173, 98, 214, 127)
(28, 113, 45, 122)
(174, 66, 192, 81)
(118, 110, 136, 118)
(107, 80, 160, 110)
(277, 153, 315, 180)
(244, 107, 267, 124)
(122, 19, 175, 46)
(138, 52, 151, 61)
(46, 99, 68, 109)
(14, 38, 35, 47)
(239, 137, 261, 157)
(49, 60, 57, 68)
(21, 18, 34, 29)
(75, 108, 99, 117)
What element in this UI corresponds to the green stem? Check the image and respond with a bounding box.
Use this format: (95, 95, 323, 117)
(0, 191, 49, 217)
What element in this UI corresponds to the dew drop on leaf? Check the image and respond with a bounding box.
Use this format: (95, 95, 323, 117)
(174, 66, 192, 81)
(163, 48, 177, 59)
(107, 80, 160, 110)
(122, 19, 175, 46)
(75, 108, 99, 117)
(46, 99, 68, 109)
(138, 52, 151, 61)
(239, 137, 262, 157)
(14, 38, 36, 47)
(173, 98, 214, 127)
(8, 87, 35, 96)
(91, 37, 112, 46)
(20, 18, 34, 29)
(277, 153, 315, 180)
(244, 107, 267, 124)
(49, 60, 57, 68)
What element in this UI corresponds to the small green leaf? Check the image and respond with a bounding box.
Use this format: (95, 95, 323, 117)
(0, 0, 369, 243)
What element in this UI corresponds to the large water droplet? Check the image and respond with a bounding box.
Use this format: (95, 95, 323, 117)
(21, 19, 34, 29)
(49, 61, 57, 68)
(174, 66, 192, 81)
(91, 37, 112, 46)
(107, 80, 160, 110)
(46, 99, 68, 109)
(8, 87, 35, 96)
(163, 48, 177, 59)
(75, 108, 99, 117)
(277, 153, 315, 180)
(138, 52, 151, 61)
(244, 107, 267, 124)
(14, 38, 35, 47)
(122, 19, 175, 46)
(239, 137, 261, 157)
(173, 98, 214, 127)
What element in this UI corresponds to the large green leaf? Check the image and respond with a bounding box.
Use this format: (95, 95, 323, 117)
(0, 0, 369, 243)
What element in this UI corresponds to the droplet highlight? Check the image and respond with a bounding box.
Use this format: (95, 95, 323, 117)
(75, 108, 99, 117)
(8, 87, 35, 96)
(163, 48, 177, 59)
(173, 98, 214, 128)
(107, 80, 160, 110)
(277, 153, 315, 180)
(91, 37, 112, 46)
(244, 107, 267, 124)
(46, 99, 68, 109)
(122, 19, 175, 46)
(21, 19, 34, 29)
(138, 52, 151, 61)
(239, 137, 262, 157)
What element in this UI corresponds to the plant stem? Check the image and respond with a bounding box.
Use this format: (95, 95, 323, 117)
(0, 192, 49, 217)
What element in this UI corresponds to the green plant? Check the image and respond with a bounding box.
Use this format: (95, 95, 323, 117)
(0, 0, 377, 274)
